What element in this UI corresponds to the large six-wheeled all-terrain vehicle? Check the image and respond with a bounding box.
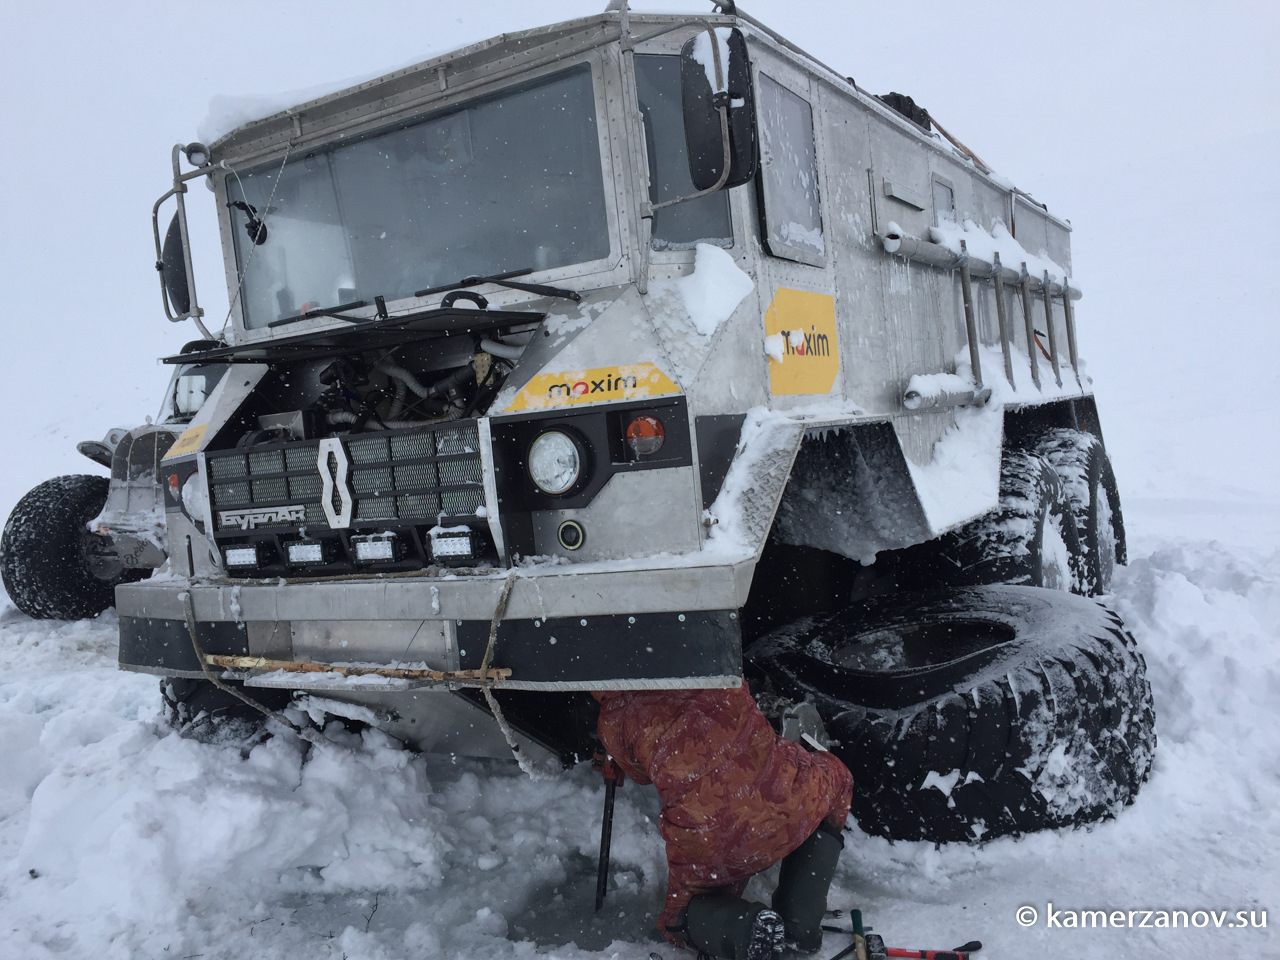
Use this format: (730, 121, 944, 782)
(0, 2, 1153, 843)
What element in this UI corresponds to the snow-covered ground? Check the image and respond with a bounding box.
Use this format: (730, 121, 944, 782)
(1, 497, 1276, 960)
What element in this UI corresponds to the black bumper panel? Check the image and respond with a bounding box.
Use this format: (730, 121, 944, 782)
(118, 610, 741, 687)
(118, 616, 250, 674)
(457, 610, 741, 685)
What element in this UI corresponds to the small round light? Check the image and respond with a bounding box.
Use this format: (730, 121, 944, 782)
(183, 142, 210, 167)
(528, 430, 582, 495)
(557, 520, 585, 551)
(625, 415, 665, 458)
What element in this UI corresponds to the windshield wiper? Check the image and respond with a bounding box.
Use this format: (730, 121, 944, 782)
(267, 300, 370, 328)
(415, 269, 581, 303)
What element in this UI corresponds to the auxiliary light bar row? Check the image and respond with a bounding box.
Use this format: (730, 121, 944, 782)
(222, 530, 477, 570)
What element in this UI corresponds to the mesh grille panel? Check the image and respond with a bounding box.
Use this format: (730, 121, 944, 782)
(394, 462, 438, 489)
(356, 498, 397, 520)
(352, 467, 393, 496)
(349, 436, 390, 464)
(209, 455, 248, 480)
(289, 474, 322, 499)
(248, 449, 285, 475)
(435, 424, 479, 456)
(438, 458, 483, 485)
(207, 420, 486, 559)
(212, 481, 250, 506)
(391, 433, 435, 460)
(441, 488, 484, 516)
(285, 445, 318, 472)
(396, 493, 439, 519)
(251, 477, 288, 502)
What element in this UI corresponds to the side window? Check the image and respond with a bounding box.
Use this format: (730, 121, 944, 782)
(634, 54, 733, 250)
(758, 73, 823, 263)
(932, 178, 956, 225)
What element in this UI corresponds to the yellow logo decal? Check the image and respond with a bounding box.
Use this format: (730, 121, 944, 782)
(764, 288, 839, 395)
(506, 363, 681, 412)
(162, 424, 208, 460)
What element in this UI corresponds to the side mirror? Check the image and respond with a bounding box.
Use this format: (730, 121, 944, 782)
(680, 27, 757, 191)
(160, 212, 191, 316)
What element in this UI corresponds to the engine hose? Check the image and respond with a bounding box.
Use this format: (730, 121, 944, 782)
(377, 362, 433, 399)
(427, 360, 476, 397)
(389, 376, 408, 420)
(480, 338, 525, 361)
(325, 409, 433, 430)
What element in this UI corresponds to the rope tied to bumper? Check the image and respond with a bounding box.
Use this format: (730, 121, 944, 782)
(179, 589, 325, 745)
(479, 570, 549, 779)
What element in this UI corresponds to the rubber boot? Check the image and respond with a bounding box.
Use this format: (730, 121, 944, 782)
(684, 895, 786, 960)
(771, 823, 844, 953)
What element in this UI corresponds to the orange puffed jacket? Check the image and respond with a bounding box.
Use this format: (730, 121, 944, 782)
(593, 684, 853, 945)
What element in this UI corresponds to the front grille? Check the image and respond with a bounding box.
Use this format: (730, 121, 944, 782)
(206, 420, 485, 532)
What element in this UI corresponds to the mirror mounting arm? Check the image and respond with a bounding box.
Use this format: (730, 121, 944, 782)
(152, 144, 213, 339)
(645, 19, 733, 216)
(644, 103, 733, 216)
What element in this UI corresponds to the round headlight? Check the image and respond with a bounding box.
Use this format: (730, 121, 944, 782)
(181, 470, 206, 517)
(528, 430, 582, 496)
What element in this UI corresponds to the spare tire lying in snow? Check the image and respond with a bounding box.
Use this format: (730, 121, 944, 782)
(748, 585, 1155, 843)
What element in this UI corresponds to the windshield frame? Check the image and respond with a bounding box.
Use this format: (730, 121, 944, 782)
(217, 51, 625, 344)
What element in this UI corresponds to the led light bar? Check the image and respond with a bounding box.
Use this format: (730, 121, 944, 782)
(286, 541, 326, 565)
(224, 546, 261, 568)
(353, 535, 398, 562)
(430, 533, 474, 559)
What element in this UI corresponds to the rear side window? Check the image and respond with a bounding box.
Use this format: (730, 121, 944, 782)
(635, 54, 733, 250)
(758, 73, 823, 263)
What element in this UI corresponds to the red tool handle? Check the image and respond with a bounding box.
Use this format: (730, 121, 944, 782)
(886, 950, 968, 959)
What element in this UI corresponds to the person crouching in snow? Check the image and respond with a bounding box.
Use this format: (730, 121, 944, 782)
(593, 683, 853, 960)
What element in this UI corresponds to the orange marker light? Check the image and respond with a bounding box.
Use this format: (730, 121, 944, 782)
(625, 415, 665, 458)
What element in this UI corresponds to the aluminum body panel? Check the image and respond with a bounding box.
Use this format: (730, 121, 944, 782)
(289, 619, 455, 670)
(116, 557, 756, 624)
(528, 466, 702, 560)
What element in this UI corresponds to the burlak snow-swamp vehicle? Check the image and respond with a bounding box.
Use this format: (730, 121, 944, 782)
(0, 2, 1153, 843)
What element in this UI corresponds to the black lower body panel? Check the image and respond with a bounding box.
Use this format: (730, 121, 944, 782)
(118, 616, 250, 676)
(457, 610, 741, 687)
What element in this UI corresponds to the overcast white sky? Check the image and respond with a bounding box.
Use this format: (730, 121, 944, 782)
(0, 0, 1276, 517)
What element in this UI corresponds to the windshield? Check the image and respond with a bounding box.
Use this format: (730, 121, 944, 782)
(226, 64, 610, 329)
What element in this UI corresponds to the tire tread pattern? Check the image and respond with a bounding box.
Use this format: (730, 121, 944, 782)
(750, 586, 1156, 843)
(1, 475, 144, 619)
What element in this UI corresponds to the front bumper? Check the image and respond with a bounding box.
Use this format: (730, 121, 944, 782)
(116, 557, 754, 691)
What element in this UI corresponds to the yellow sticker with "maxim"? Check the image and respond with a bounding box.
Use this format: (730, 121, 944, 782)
(505, 363, 681, 412)
(161, 423, 208, 460)
(764, 288, 839, 395)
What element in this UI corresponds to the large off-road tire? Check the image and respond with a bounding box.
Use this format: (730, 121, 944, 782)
(942, 451, 1084, 593)
(0, 474, 145, 620)
(748, 585, 1156, 843)
(160, 677, 293, 741)
(1033, 430, 1126, 595)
